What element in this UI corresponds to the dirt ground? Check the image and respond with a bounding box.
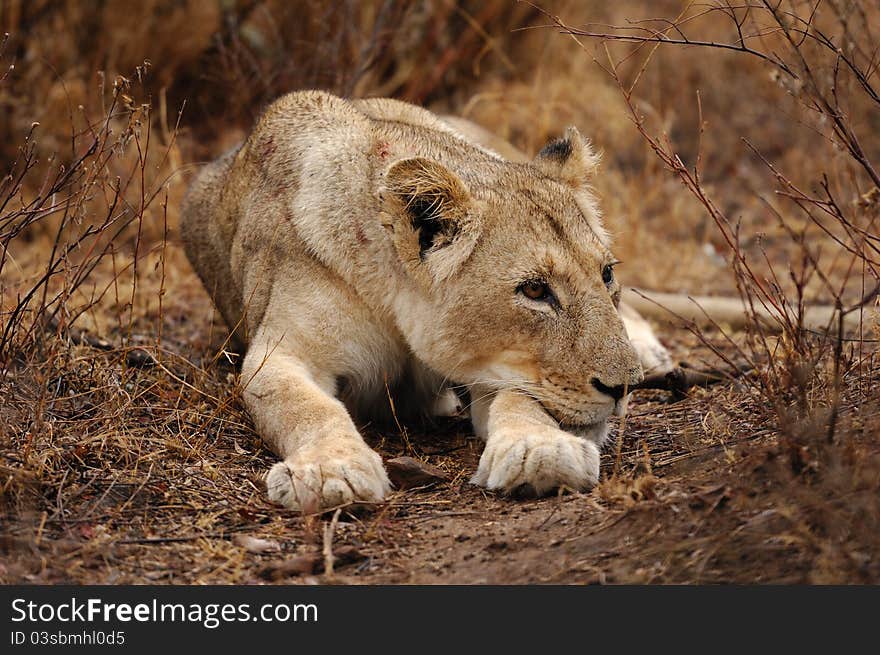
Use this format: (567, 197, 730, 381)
(3, 309, 877, 584)
(2, 1, 879, 585)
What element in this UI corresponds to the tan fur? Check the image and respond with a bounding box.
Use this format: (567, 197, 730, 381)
(443, 114, 673, 376)
(446, 116, 879, 350)
(181, 91, 645, 511)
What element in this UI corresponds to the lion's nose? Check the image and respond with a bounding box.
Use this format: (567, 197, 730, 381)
(591, 378, 628, 401)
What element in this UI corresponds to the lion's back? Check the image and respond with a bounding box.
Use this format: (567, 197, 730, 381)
(179, 90, 512, 348)
(180, 91, 377, 345)
(180, 146, 248, 345)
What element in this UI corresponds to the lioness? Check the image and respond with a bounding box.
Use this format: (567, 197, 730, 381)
(181, 91, 668, 513)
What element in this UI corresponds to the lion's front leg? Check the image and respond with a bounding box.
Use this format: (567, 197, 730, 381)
(470, 387, 600, 496)
(242, 332, 391, 514)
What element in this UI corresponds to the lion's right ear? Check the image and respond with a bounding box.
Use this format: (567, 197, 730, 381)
(379, 157, 479, 282)
(532, 126, 599, 187)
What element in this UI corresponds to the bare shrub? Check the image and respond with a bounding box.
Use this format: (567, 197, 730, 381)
(537, 0, 878, 440)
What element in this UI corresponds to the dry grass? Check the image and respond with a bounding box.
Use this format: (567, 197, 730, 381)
(1, 0, 878, 584)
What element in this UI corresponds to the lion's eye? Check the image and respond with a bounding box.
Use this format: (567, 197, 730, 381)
(519, 280, 551, 301)
(602, 264, 615, 287)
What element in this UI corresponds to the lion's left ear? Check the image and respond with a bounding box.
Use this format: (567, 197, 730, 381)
(379, 157, 481, 284)
(532, 126, 599, 187)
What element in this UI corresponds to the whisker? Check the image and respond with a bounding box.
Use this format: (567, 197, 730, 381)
(458, 383, 535, 414)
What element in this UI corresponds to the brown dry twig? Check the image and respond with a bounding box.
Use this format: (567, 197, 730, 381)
(631, 362, 753, 401)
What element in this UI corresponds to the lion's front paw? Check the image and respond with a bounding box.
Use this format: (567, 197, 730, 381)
(471, 427, 600, 496)
(265, 440, 391, 513)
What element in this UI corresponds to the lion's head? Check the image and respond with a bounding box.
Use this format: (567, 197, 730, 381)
(380, 126, 643, 437)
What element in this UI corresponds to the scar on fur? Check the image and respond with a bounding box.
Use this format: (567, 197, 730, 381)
(354, 220, 368, 245)
(376, 141, 392, 159)
(261, 134, 277, 158)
